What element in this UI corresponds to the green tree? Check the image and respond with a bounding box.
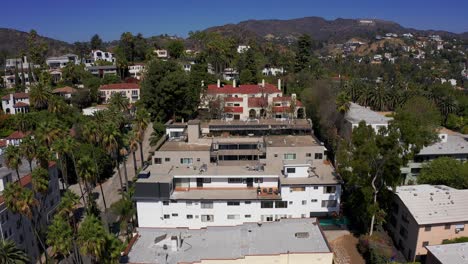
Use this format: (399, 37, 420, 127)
(20, 136, 36, 173)
(77, 215, 106, 263)
(90, 34, 103, 50)
(418, 157, 468, 189)
(134, 108, 150, 167)
(0, 240, 29, 264)
(47, 215, 73, 260)
(109, 92, 130, 112)
(294, 34, 312, 73)
(111, 190, 136, 240)
(29, 82, 52, 110)
(166, 39, 185, 59)
(4, 145, 22, 182)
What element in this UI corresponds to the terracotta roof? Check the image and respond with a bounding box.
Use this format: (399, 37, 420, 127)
(248, 97, 268, 108)
(6, 131, 27, 140)
(0, 139, 6, 148)
(224, 97, 243, 102)
(224, 106, 243, 113)
(207, 83, 281, 95)
(13, 101, 29, 108)
(1, 92, 29, 100)
(99, 83, 140, 90)
(52, 86, 77, 94)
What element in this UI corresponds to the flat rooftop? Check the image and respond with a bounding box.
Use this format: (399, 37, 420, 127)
(395, 185, 468, 225)
(172, 188, 280, 200)
(265, 135, 320, 147)
(126, 218, 331, 264)
(426, 242, 468, 264)
(345, 102, 392, 125)
(418, 129, 468, 156)
(159, 141, 211, 151)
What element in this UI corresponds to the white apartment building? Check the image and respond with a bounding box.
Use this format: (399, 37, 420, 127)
(45, 53, 79, 69)
(341, 102, 392, 140)
(134, 120, 341, 229)
(0, 162, 61, 263)
(128, 63, 145, 79)
(204, 79, 305, 120)
(99, 83, 140, 103)
(91, 50, 115, 63)
(1, 92, 30, 114)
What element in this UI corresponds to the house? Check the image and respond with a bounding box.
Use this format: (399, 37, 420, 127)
(91, 50, 115, 63)
(402, 128, 468, 184)
(82, 105, 108, 116)
(99, 83, 140, 103)
(4, 56, 36, 70)
(46, 53, 79, 69)
(52, 86, 77, 99)
(154, 49, 168, 58)
(134, 120, 341, 229)
(1, 93, 30, 114)
(387, 185, 468, 261)
(0, 162, 60, 263)
(125, 218, 333, 264)
(403, 33, 414, 38)
(340, 102, 392, 140)
(128, 63, 145, 79)
(262, 66, 284, 76)
(86, 65, 117, 78)
(425, 242, 468, 264)
(222, 68, 239, 81)
(237, 45, 250, 53)
(5, 131, 28, 146)
(1, 73, 34, 89)
(204, 79, 305, 120)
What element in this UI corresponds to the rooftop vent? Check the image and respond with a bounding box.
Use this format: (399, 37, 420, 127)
(295, 232, 310, 238)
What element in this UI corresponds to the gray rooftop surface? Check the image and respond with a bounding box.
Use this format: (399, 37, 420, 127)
(127, 218, 331, 264)
(345, 102, 392, 125)
(426, 242, 468, 264)
(418, 129, 468, 156)
(395, 185, 468, 225)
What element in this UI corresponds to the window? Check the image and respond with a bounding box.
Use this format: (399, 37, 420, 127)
(227, 201, 240, 206)
(201, 202, 213, 209)
(324, 186, 336, 194)
(314, 153, 323, 159)
(186, 202, 192, 206)
(172, 213, 178, 217)
(201, 215, 214, 222)
(132, 90, 138, 96)
(254, 178, 263, 183)
(422, 241, 429, 247)
(228, 178, 243, 184)
(289, 201, 293, 205)
(180, 158, 193, 165)
(425, 226, 431, 232)
(245, 201, 251, 204)
(261, 201, 274, 208)
(313, 186, 319, 190)
(401, 213, 409, 223)
(321, 200, 337, 208)
(154, 158, 162, 164)
(302, 200, 307, 205)
(197, 158, 201, 162)
(165, 158, 170, 162)
(311, 199, 318, 202)
(283, 153, 296, 160)
(274, 154, 278, 157)
(445, 224, 451, 230)
(203, 178, 211, 183)
(399, 226, 408, 239)
(163, 201, 169, 206)
(290, 187, 305, 192)
(286, 168, 296, 173)
(227, 214, 240, 220)
(306, 153, 312, 157)
(275, 201, 288, 208)
(163, 214, 170, 219)
(245, 214, 251, 218)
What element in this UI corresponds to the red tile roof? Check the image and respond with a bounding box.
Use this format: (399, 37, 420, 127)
(248, 97, 268, 108)
(52, 86, 77, 94)
(6, 131, 28, 140)
(1, 92, 29, 100)
(224, 106, 243, 113)
(207, 83, 281, 95)
(224, 97, 243, 102)
(99, 83, 140, 90)
(0, 139, 6, 148)
(13, 102, 29, 108)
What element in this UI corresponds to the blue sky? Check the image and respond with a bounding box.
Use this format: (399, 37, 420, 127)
(1, 0, 467, 43)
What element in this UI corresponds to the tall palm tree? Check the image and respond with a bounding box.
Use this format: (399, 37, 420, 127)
(101, 123, 125, 197)
(0, 240, 29, 264)
(13, 113, 32, 133)
(109, 92, 130, 112)
(4, 145, 22, 182)
(134, 108, 149, 168)
(29, 82, 52, 110)
(36, 120, 63, 149)
(111, 191, 135, 241)
(76, 155, 97, 208)
(47, 215, 73, 261)
(52, 138, 72, 189)
(20, 136, 36, 173)
(128, 131, 139, 177)
(119, 148, 129, 188)
(77, 215, 106, 263)
(336, 92, 351, 114)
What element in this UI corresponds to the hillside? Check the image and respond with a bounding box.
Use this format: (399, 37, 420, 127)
(204, 17, 467, 43)
(0, 28, 73, 57)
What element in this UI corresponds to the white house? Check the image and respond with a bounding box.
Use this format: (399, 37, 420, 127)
(237, 45, 250, 53)
(222, 68, 239, 81)
(262, 66, 284, 76)
(52, 86, 77, 99)
(86, 65, 117, 78)
(99, 83, 140, 103)
(1, 93, 30, 114)
(91, 50, 115, 63)
(128, 63, 145, 79)
(154, 49, 168, 58)
(46, 54, 79, 69)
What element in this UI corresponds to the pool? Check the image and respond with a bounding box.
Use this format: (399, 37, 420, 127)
(319, 217, 350, 227)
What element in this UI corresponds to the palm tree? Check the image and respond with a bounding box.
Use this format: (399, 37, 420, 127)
(336, 92, 351, 114)
(20, 136, 36, 173)
(4, 145, 22, 182)
(47, 215, 73, 261)
(29, 82, 52, 110)
(76, 155, 97, 208)
(134, 108, 149, 168)
(0, 240, 29, 264)
(120, 148, 129, 188)
(128, 131, 139, 176)
(56, 190, 82, 264)
(111, 190, 136, 241)
(36, 120, 63, 149)
(77, 215, 107, 263)
(109, 92, 130, 112)
(13, 113, 32, 133)
(51, 137, 72, 188)
(101, 123, 125, 197)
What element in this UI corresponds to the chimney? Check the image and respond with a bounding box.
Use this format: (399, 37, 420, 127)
(233, 79, 236, 87)
(277, 79, 281, 91)
(217, 79, 221, 88)
(261, 79, 265, 87)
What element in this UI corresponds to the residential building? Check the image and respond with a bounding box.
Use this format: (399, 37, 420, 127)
(82, 105, 108, 116)
(45, 54, 79, 69)
(99, 83, 140, 103)
(341, 102, 392, 140)
(134, 120, 341, 229)
(86, 65, 117, 78)
(387, 185, 468, 261)
(5, 131, 28, 146)
(0, 161, 60, 263)
(1, 73, 34, 89)
(52, 86, 77, 99)
(4, 56, 35, 70)
(1, 92, 30, 114)
(237, 45, 250, 53)
(262, 66, 284, 76)
(124, 218, 333, 264)
(91, 50, 115, 63)
(154, 49, 168, 58)
(426, 242, 468, 264)
(128, 63, 145, 79)
(402, 128, 468, 184)
(204, 79, 305, 120)
(222, 68, 239, 81)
